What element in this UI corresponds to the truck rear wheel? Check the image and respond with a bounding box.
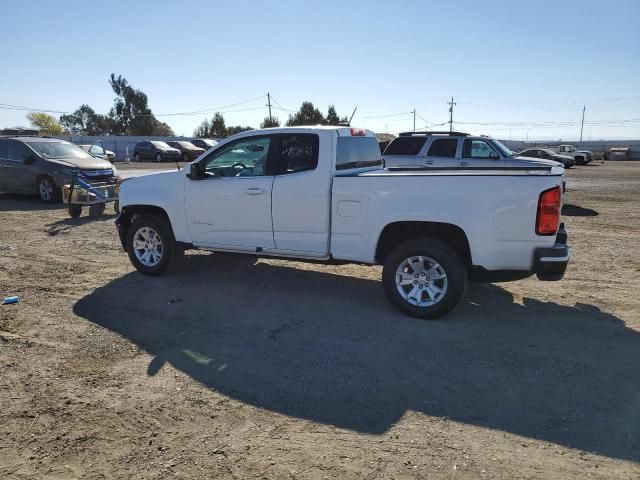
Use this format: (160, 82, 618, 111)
(382, 238, 467, 319)
(125, 214, 183, 275)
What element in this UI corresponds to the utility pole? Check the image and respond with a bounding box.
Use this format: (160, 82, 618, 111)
(412, 108, 416, 131)
(447, 97, 456, 133)
(579, 104, 586, 143)
(266, 93, 273, 123)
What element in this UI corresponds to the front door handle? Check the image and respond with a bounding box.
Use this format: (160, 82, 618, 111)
(460, 161, 469, 166)
(245, 187, 266, 195)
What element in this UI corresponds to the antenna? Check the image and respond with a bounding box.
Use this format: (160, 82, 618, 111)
(266, 93, 273, 123)
(348, 107, 358, 126)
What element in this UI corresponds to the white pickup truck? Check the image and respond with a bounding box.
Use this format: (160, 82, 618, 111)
(556, 144, 593, 165)
(116, 126, 569, 319)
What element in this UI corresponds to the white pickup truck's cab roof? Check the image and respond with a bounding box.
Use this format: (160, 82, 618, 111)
(233, 125, 376, 137)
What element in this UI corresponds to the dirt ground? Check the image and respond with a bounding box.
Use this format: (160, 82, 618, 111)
(1, 161, 639, 479)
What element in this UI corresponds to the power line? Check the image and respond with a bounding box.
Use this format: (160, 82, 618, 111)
(360, 111, 412, 119)
(0, 94, 268, 118)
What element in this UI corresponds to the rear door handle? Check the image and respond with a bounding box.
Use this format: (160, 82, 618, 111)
(460, 161, 469, 166)
(245, 187, 266, 195)
(425, 160, 434, 165)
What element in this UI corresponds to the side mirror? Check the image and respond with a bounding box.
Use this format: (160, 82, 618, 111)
(489, 152, 500, 160)
(24, 154, 37, 164)
(188, 162, 203, 180)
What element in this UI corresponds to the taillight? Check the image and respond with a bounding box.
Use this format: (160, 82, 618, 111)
(536, 186, 561, 235)
(350, 128, 366, 136)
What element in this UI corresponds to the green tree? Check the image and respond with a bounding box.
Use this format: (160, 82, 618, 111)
(26, 112, 64, 136)
(59, 104, 111, 135)
(107, 74, 161, 135)
(209, 112, 227, 137)
(260, 116, 280, 128)
(193, 119, 211, 138)
(194, 113, 253, 138)
(286, 101, 325, 126)
(325, 105, 349, 125)
(226, 125, 253, 136)
(152, 121, 175, 136)
(326, 105, 340, 125)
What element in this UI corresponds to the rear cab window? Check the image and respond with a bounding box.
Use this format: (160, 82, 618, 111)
(336, 136, 382, 171)
(279, 133, 319, 174)
(383, 137, 427, 155)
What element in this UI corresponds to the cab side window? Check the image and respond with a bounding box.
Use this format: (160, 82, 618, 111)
(205, 136, 272, 177)
(462, 140, 498, 159)
(427, 138, 458, 157)
(279, 134, 319, 174)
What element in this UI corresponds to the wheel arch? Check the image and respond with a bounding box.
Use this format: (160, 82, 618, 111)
(117, 205, 174, 249)
(375, 221, 472, 269)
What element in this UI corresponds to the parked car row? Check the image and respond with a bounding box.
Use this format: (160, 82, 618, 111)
(66, 139, 219, 164)
(132, 139, 218, 163)
(516, 148, 575, 168)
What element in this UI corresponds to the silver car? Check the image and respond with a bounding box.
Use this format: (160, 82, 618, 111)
(79, 143, 116, 162)
(0, 137, 118, 202)
(383, 132, 562, 169)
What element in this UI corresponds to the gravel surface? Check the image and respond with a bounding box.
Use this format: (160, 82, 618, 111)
(1, 161, 639, 479)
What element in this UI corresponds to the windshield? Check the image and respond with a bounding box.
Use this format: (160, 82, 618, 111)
(151, 141, 171, 148)
(176, 141, 194, 148)
(203, 139, 218, 147)
(27, 141, 93, 159)
(492, 139, 514, 157)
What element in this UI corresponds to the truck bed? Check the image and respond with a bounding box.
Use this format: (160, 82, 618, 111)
(330, 167, 565, 270)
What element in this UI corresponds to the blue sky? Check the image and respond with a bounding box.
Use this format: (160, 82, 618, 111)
(1, 0, 639, 140)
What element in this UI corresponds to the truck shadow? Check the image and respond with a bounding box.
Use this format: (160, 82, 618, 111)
(562, 204, 599, 217)
(45, 214, 117, 236)
(73, 253, 640, 462)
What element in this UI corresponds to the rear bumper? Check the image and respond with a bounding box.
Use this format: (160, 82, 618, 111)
(470, 224, 569, 283)
(533, 224, 569, 281)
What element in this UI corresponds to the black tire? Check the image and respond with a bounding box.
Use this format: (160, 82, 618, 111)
(575, 156, 584, 165)
(37, 175, 60, 203)
(69, 204, 82, 218)
(134, 153, 141, 163)
(154, 153, 162, 163)
(125, 214, 183, 276)
(89, 202, 106, 216)
(382, 238, 467, 320)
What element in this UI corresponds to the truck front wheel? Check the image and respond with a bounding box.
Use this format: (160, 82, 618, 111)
(125, 214, 183, 275)
(382, 238, 467, 319)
